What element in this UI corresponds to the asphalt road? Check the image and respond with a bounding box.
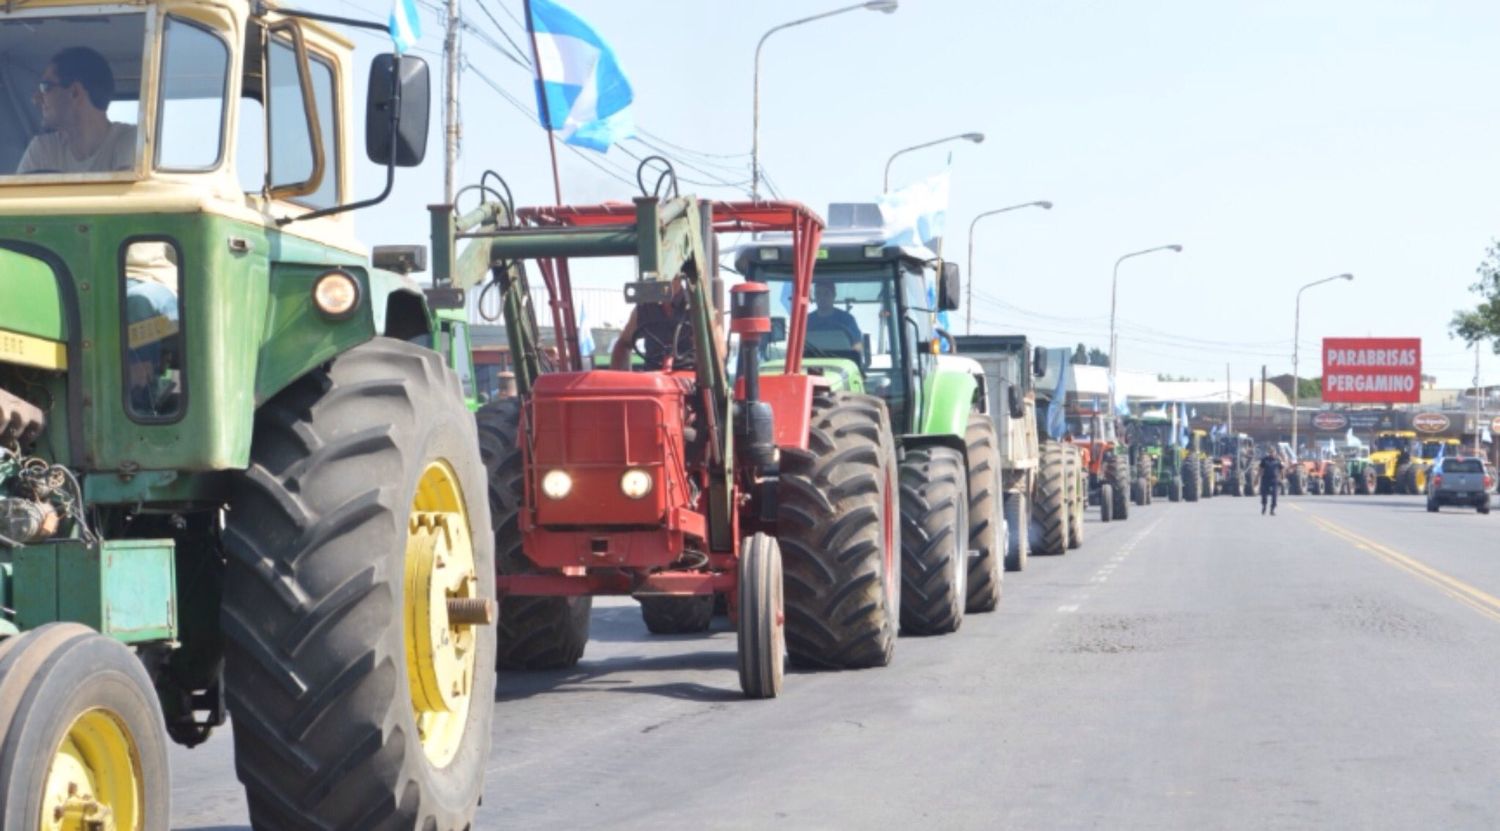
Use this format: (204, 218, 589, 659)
(171, 489, 1500, 830)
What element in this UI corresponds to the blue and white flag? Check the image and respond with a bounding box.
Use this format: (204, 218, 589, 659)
(528, 0, 635, 152)
(388, 0, 422, 54)
(1177, 403, 1190, 447)
(577, 307, 595, 358)
(879, 171, 949, 250)
(1046, 353, 1069, 440)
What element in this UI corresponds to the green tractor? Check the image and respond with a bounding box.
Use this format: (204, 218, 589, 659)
(1125, 410, 1191, 502)
(739, 231, 1005, 634)
(0, 3, 496, 828)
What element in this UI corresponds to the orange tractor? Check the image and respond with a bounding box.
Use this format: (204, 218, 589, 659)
(1066, 410, 1132, 522)
(454, 180, 901, 698)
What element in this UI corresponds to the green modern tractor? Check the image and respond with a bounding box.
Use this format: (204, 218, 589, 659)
(0, 3, 496, 828)
(1125, 410, 1190, 502)
(738, 230, 1005, 635)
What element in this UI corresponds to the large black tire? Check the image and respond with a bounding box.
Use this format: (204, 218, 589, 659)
(477, 398, 592, 668)
(639, 596, 715, 635)
(964, 415, 1003, 613)
(1183, 460, 1200, 502)
(1032, 443, 1071, 555)
(0, 624, 171, 831)
(1202, 459, 1215, 499)
(1066, 448, 1085, 549)
(777, 391, 900, 669)
(1109, 454, 1130, 520)
(1396, 464, 1417, 495)
(737, 533, 785, 699)
(1004, 491, 1029, 572)
(1288, 470, 1304, 496)
(899, 445, 968, 635)
(223, 338, 495, 830)
(1100, 483, 1114, 522)
(1355, 468, 1374, 495)
(1169, 476, 1182, 503)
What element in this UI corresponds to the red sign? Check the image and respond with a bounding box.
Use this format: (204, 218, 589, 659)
(1312, 411, 1348, 430)
(1321, 338, 1421, 404)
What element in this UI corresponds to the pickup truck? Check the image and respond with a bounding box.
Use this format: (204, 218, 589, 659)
(1426, 457, 1494, 514)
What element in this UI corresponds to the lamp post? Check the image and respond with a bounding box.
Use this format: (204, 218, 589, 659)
(964, 200, 1053, 334)
(882, 132, 984, 193)
(752, 0, 898, 200)
(1107, 244, 1184, 415)
(1292, 273, 1354, 458)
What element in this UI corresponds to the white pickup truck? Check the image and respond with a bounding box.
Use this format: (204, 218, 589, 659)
(1425, 457, 1494, 514)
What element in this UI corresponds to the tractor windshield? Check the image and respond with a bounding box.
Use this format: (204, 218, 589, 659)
(756, 262, 904, 389)
(1375, 435, 1410, 451)
(1, 10, 230, 179)
(1135, 422, 1173, 448)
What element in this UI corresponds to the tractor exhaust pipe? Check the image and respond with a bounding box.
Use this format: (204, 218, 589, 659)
(730, 283, 777, 470)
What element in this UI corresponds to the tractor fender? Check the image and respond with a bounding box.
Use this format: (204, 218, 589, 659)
(917, 366, 979, 442)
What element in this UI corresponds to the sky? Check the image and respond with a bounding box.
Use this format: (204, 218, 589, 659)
(330, 0, 1500, 388)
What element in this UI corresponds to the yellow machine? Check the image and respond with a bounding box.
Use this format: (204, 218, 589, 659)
(1368, 430, 1419, 494)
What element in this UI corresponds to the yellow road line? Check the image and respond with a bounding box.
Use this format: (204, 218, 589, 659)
(1289, 504, 1500, 623)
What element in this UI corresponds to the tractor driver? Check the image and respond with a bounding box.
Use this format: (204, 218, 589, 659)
(806, 280, 863, 355)
(17, 46, 136, 174)
(610, 278, 723, 372)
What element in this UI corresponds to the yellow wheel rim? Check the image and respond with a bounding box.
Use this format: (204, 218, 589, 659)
(40, 708, 142, 831)
(405, 460, 480, 768)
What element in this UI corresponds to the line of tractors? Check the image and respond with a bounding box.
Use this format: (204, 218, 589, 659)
(0, 1, 1391, 828)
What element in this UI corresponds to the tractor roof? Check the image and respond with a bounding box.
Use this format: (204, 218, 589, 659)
(735, 227, 935, 275)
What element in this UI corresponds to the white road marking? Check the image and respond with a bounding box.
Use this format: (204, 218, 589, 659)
(1057, 604, 1079, 613)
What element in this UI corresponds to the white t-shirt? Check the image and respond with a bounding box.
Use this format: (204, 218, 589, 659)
(17, 122, 136, 174)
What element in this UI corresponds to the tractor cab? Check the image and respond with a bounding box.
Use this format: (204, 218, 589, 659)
(735, 231, 962, 435)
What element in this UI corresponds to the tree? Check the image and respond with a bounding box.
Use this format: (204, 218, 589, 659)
(1297, 377, 1322, 399)
(1072, 343, 1089, 364)
(1087, 347, 1110, 367)
(1451, 239, 1500, 353)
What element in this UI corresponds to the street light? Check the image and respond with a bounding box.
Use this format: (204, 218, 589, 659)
(1291, 272, 1354, 458)
(752, 1, 898, 200)
(1107, 244, 1184, 414)
(882, 132, 985, 192)
(964, 200, 1053, 334)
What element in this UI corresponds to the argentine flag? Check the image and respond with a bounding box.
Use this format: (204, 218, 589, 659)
(388, 0, 422, 54)
(879, 171, 949, 250)
(528, 0, 635, 152)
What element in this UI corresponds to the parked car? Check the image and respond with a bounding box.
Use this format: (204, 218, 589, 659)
(1425, 457, 1494, 514)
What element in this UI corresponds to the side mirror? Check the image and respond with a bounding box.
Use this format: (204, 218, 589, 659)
(937, 262, 961, 312)
(1032, 345, 1048, 378)
(1007, 383, 1025, 419)
(366, 54, 430, 167)
(769, 316, 787, 343)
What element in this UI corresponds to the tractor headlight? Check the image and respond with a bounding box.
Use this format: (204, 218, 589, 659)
(620, 468, 653, 499)
(541, 470, 573, 500)
(312, 271, 361, 319)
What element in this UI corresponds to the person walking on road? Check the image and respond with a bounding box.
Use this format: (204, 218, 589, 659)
(1259, 446, 1284, 515)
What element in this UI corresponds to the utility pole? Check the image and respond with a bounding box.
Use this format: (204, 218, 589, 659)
(1475, 342, 1483, 457)
(443, 0, 461, 205)
(1226, 363, 1233, 436)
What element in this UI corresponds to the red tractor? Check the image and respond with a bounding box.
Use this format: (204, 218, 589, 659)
(1066, 410, 1132, 522)
(445, 181, 901, 697)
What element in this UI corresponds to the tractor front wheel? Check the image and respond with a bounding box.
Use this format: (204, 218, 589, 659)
(1182, 461, 1200, 502)
(1109, 454, 1130, 520)
(737, 533, 785, 699)
(1003, 491, 1029, 572)
(478, 399, 592, 669)
(0, 624, 170, 831)
(1100, 483, 1114, 522)
(224, 338, 496, 830)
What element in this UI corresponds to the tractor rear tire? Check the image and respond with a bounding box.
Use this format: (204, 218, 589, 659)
(964, 415, 1003, 613)
(1004, 491, 1029, 572)
(0, 624, 171, 831)
(777, 391, 900, 669)
(737, 533, 785, 699)
(639, 596, 715, 635)
(1032, 443, 1071, 555)
(1288, 470, 1304, 496)
(899, 445, 968, 636)
(1066, 448, 1085, 549)
(1100, 483, 1114, 522)
(1169, 476, 1182, 503)
(1109, 454, 1130, 520)
(1183, 461, 1200, 502)
(224, 338, 495, 830)
(1325, 471, 1338, 496)
(478, 398, 592, 669)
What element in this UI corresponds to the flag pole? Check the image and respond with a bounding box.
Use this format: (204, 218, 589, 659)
(523, 0, 564, 206)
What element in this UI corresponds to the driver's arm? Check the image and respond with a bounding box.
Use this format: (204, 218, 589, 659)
(610, 307, 639, 371)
